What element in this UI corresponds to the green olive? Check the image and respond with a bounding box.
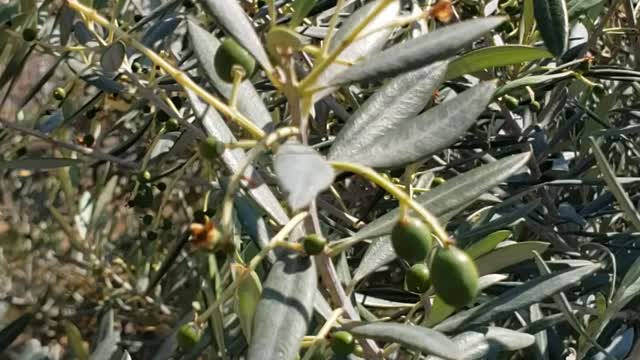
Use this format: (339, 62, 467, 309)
(176, 323, 201, 351)
(139, 170, 152, 183)
(430, 246, 479, 308)
(53, 87, 66, 101)
(198, 136, 224, 160)
(302, 234, 326, 255)
(391, 216, 433, 264)
(405, 263, 431, 294)
(330, 331, 356, 356)
(165, 118, 180, 132)
(214, 38, 256, 82)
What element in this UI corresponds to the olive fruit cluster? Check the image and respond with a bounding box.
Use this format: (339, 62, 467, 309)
(391, 216, 479, 307)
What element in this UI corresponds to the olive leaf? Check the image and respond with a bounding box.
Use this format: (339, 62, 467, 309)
(347, 322, 461, 359)
(475, 241, 550, 275)
(339, 81, 497, 169)
(198, 0, 273, 73)
(313, 0, 400, 99)
(0, 158, 79, 170)
(328, 60, 449, 163)
(274, 142, 335, 211)
(435, 263, 601, 333)
(101, 41, 125, 73)
(248, 253, 317, 360)
(330, 17, 506, 85)
(534, 0, 569, 57)
(425, 327, 536, 360)
(0, 313, 33, 351)
(187, 20, 273, 132)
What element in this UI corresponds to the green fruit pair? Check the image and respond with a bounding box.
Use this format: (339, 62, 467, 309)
(214, 38, 256, 82)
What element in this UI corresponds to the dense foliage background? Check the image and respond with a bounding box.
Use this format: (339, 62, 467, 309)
(1, 0, 640, 359)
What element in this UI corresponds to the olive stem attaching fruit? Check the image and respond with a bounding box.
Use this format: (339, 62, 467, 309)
(329, 161, 450, 247)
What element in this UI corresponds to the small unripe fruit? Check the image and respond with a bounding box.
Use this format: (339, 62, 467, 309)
(53, 87, 66, 101)
(22, 28, 37, 42)
(302, 234, 326, 255)
(214, 38, 256, 82)
(405, 263, 431, 294)
(198, 136, 224, 160)
(431, 246, 479, 308)
(330, 331, 356, 356)
(176, 323, 201, 351)
(139, 170, 152, 183)
(165, 118, 180, 132)
(391, 216, 433, 264)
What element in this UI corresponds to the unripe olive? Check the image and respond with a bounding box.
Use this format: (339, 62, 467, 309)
(22, 28, 37, 42)
(391, 216, 433, 264)
(53, 87, 66, 101)
(139, 170, 152, 183)
(176, 323, 201, 351)
(302, 234, 326, 255)
(214, 38, 256, 82)
(165, 118, 180, 132)
(430, 246, 479, 308)
(198, 136, 224, 160)
(330, 331, 356, 356)
(405, 263, 431, 294)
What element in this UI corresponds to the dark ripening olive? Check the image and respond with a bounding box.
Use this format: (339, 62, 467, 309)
(302, 234, 326, 255)
(391, 216, 433, 264)
(330, 331, 356, 356)
(133, 185, 154, 208)
(176, 323, 201, 351)
(405, 263, 431, 294)
(430, 246, 479, 308)
(53, 87, 66, 101)
(142, 214, 153, 226)
(83, 134, 95, 147)
(214, 38, 256, 82)
(22, 28, 37, 42)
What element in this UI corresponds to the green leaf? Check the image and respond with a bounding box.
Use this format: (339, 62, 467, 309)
(567, 0, 604, 17)
(101, 41, 125, 73)
(434, 263, 601, 333)
(426, 327, 535, 360)
(274, 142, 335, 211)
(314, 0, 400, 99)
(534, 0, 569, 56)
(353, 152, 531, 245)
(340, 81, 497, 168)
(328, 61, 449, 163)
(234, 268, 262, 342)
(0, 158, 80, 170)
(198, 0, 273, 73)
(590, 137, 640, 231)
(495, 72, 573, 97)
(187, 20, 273, 132)
(348, 322, 461, 359)
(464, 230, 512, 259)
(248, 254, 317, 360)
(475, 241, 550, 275)
(289, 0, 315, 28)
(330, 17, 506, 85)
(186, 90, 290, 226)
(578, 252, 640, 357)
(0, 313, 33, 351)
(445, 45, 552, 80)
